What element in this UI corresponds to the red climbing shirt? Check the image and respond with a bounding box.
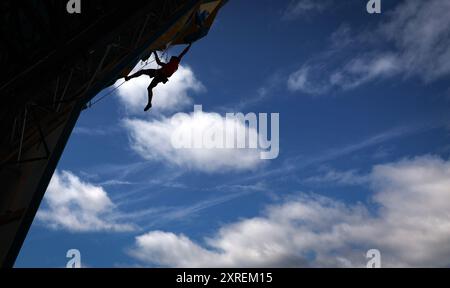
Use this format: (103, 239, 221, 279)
(160, 58, 180, 78)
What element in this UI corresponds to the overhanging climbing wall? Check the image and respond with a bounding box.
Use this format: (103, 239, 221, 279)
(0, 0, 228, 268)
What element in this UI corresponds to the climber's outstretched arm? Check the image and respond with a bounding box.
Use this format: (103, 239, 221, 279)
(178, 43, 192, 60)
(154, 51, 165, 66)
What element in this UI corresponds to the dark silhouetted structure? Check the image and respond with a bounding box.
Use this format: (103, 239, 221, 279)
(0, 0, 227, 267)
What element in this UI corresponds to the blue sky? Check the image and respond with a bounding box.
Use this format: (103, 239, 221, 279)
(16, 0, 450, 267)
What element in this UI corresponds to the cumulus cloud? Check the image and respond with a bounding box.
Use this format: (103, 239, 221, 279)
(115, 57, 204, 114)
(37, 170, 134, 232)
(129, 155, 450, 267)
(288, 0, 450, 94)
(116, 54, 274, 173)
(123, 107, 266, 173)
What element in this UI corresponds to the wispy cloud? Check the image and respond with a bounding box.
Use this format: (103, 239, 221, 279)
(293, 125, 424, 168)
(115, 183, 268, 230)
(288, 0, 450, 95)
(303, 168, 369, 186)
(38, 169, 223, 233)
(83, 161, 152, 183)
(282, 0, 330, 21)
(223, 72, 284, 111)
(95, 179, 135, 187)
(73, 126, 120, 137)
(242, 123, 435, 183)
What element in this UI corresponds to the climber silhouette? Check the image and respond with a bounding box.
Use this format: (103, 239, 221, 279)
(125, 43, 192, 111)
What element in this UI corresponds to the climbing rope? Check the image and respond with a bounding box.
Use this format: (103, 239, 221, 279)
(44, 47, 170, 109)
(86, 48, 169, 108)
(85, 79, 127, 108)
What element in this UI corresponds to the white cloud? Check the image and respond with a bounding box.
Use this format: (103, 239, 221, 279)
(129, 155, 450, 267)
(282, 0, 329, 20)
(288, 52, 401, 95)
(122, 108, 264, 173)
(288, 0, 450, 94)
(329, 53, 401, 89)
(37, 170, 134, 232)
(287, 66, 330, 95)
(115, 57, 204, 114)
(129, 231, 215, 267)
(380, 0, 450, 82)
